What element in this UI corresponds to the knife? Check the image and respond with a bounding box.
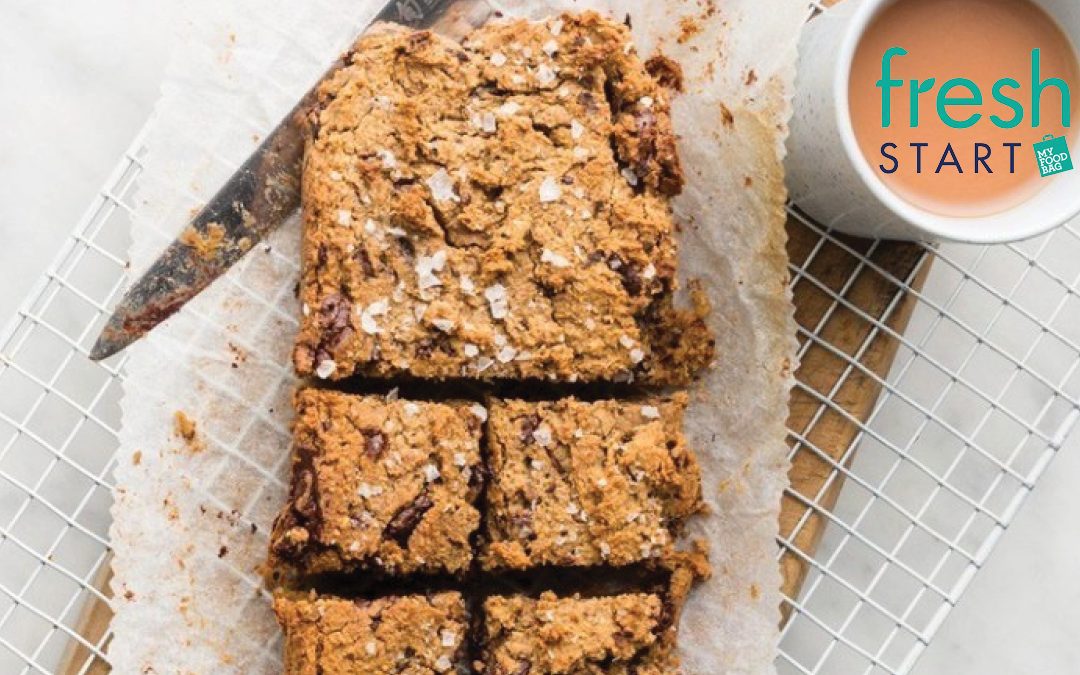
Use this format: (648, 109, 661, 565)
(89, 0, 495, 361)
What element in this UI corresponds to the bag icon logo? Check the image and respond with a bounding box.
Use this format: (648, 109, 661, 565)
(1034, 134, 1074, 177)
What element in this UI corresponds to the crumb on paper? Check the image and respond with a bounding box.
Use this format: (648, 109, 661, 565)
(645, 54, 684, 92)
(227, 342, 248, 369)
(677, 16, 703, 43)
(719, 103, 735, 128)
(173, 411, 205, 453)
(179, 222, 227, 260)
(132, 450, 142, 466)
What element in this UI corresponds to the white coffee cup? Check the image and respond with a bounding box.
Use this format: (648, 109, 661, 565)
(785, 0, 1080, 243)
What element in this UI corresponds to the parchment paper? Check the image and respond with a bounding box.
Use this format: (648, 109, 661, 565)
(108, 1, 802, 673)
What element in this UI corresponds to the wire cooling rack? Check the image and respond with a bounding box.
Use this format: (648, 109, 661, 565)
(3, 20, 1080, 675)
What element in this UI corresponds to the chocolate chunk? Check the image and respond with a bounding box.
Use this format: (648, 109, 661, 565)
(354, 247, 375, 277)
(519, 413, 542, 444)
(270, 446, 322, 559)
(603, 253, 644, 296)
(362, 429, 387, 459)
(384, 492, 434, 546)
(314, 292, 354, 363)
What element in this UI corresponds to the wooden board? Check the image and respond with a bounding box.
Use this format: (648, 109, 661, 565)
(780, 216, 930, 616)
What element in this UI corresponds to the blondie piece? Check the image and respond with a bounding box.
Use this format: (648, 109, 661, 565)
(274, 591, 467, 674)
(268, 389, 484, 578)
(481, 395, 701, 571)
(480, 591, 677, 674)
(293, 12, 713, 385)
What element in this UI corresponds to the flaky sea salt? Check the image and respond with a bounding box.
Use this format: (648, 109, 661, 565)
(619, 334, 635, 349)
(570, 119, 584, 140)
(453, 452, 468, 467)
(497, 101, 520, 117)
(360, 299, 389, 334)
(357, 483, 383, 498)
(490, 51, 507, 66)
(542, 39, 558, 56)
(435, 655, 452, 672)
(621, 167, 640, 186)
(364, 218, 377, 234)
(403, 402, 419, 417)
(641, 405, 661, 419)
(440, 630, 457, 647)
(539, 176, 562, 203)
(336, 209, 352, 226)
(432, 318, 455, 333)
(459, 274, 476, 295)
(416, 250, 448, 289)
(422, 464, 441, 482)
(639, 95, 654, 108)
(642, 263, 656, 279)
(541, 248, 570, 268)
(496, 346, 517, 363)
(533, 423, 553, 447)
(315, 359, 336, 379)
(485, 284, 508, 319)
(329, 170, 342, 181)
(475, 356, 495, 372)
(425, 168, 457, 202)
(469, 403, 488, 421)
(377, 148, 397, 168)
(629, 348, 645, 364)
(535, 63, 557, 86)
(387, 226, 407, 238)
(365, 641, 378, 656)
(479, 111, 497, 133)
(550, 18, 564, 35)
(462, 343, 479, 358)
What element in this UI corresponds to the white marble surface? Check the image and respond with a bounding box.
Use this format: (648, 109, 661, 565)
(0, 2, 1077, 673)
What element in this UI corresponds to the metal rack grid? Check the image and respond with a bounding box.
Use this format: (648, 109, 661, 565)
(1, 22, 1080, 675)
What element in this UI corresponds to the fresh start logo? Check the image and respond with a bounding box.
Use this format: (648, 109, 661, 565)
(875, 47, 1073, 179)
(847, 0, 1080, 217)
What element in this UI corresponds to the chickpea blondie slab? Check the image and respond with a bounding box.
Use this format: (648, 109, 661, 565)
(293, 12, 714, 385)
(274, 591, 468, 674)
(481, 394, 702, 571)
(268, 389, 485, 580)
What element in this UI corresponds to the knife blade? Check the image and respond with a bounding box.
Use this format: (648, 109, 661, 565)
(89, 0, 494, 361)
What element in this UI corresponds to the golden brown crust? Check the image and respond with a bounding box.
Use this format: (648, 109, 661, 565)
(268, 390, 483, 579)
(481, 394, 702, 571)
(293, 13, 713, 384)
(274, 591, 468, 674)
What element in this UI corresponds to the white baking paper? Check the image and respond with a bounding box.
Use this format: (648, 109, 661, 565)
(108, 1, 802, 673)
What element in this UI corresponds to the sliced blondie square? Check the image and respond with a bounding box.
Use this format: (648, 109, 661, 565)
(481, 394, 702, 571)
(268, 389, 484, 579)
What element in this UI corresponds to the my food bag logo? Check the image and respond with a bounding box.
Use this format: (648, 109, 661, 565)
(875, 47, 1073, 178)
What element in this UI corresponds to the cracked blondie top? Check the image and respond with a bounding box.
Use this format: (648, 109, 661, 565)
(268, 389, 484, 579)
(274, 591, 467, 674)
(481, 395, 701, 571)
(293, 12, 714, 385)
(480, 591, 677, 675)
